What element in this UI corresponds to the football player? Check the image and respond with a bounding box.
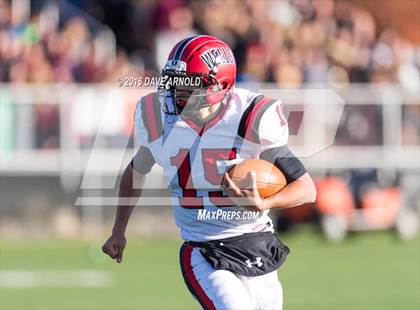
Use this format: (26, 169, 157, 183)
(102, 35, 316, 310)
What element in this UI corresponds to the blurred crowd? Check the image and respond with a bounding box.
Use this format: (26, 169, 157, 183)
(0, 0, 418, 150)
(1, 0, 419, 89)
(0, 0, 136, 83)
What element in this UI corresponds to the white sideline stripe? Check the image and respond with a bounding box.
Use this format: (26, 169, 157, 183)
(0, 270, 114, 288)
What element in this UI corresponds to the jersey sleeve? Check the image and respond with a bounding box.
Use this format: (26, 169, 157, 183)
(237, 95, 288, 151)
(258, 100, 289, 151)
(131, 145, 156, 174)
(133, 92, 163, 146)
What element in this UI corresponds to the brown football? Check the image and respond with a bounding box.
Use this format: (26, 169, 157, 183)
(227, 159, 287, 198)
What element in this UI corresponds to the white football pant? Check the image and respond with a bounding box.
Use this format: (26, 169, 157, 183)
(180, 244, 283, 310)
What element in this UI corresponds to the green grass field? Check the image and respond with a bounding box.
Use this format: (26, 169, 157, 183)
(1, 229, 419, 310)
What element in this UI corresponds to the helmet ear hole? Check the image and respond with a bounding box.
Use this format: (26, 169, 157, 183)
(221, 82, 228, 89)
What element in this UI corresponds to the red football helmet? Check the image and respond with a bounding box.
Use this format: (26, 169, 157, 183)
(159, 35, 236, 116)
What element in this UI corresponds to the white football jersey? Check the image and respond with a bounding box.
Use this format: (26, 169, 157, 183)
(134, 88, 288, 241)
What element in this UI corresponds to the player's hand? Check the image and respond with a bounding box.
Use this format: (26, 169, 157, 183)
(222, 171, 267, 211)
(102, 233, 126, 263)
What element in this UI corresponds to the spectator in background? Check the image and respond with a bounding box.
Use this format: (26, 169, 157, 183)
(154, 2, 197, 70)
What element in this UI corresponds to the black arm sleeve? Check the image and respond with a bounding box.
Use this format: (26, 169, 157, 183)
(259, 146, 307, 183)
(130, 145, 156, 174)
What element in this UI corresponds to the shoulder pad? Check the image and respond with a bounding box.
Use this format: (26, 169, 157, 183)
(137, 92, 164, 143)
(237, 95, 279, 143)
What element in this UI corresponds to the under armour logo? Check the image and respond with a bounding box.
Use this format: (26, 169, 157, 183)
(245, 257, 263, 268)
